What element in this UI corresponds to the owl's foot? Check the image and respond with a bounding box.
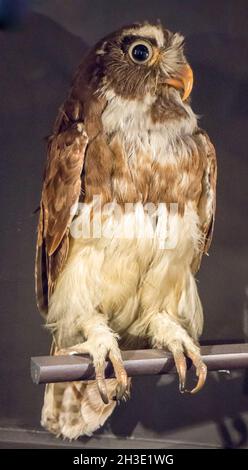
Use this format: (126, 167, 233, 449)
(173, 349, 207, 394)
(56, 340, 128, 405)
(149, 312, 207, 394)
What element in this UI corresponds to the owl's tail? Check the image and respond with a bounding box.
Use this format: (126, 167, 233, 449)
(41, 379, 119, 439)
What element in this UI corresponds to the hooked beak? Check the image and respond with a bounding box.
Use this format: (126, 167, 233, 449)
(164, 64, 193, 101)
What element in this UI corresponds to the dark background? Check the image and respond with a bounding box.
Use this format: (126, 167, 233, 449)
(0, 0, 248, 448)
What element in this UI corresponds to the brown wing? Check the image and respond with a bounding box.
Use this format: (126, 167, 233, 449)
(35, 107, 88, 316)
(191, 129, 217, 274)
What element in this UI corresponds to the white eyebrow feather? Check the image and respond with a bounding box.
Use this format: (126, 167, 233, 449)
(123, 25, 164, 47)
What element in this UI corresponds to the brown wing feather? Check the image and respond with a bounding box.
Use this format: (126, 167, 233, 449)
(191, 129, 217, 274)
(35, 107, 88, 315)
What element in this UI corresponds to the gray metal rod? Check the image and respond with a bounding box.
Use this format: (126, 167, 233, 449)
(31, 343, 248, 384)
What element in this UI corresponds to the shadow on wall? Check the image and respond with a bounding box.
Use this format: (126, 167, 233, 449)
(106, 371, 248, 449)
(188, 31, 248, 343)
(0, 11, 248, 448)
(0, 11, 88, 430)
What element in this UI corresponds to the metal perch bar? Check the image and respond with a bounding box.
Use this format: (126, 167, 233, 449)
(31, 344, 248, 385)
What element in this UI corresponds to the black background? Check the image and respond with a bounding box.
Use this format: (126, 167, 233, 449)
(0, 0, 247, 448)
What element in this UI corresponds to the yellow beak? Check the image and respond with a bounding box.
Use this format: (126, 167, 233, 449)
(164, 64, 193, 101)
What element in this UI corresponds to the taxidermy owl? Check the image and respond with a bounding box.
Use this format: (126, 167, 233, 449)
(35, 21, 217, 439)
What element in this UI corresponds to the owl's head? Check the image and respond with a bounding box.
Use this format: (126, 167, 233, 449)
(89, 22, 193, 103)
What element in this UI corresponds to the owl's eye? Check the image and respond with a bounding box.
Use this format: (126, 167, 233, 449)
(128, 40, 153, 64)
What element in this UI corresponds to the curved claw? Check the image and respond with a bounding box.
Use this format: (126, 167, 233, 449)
(187, 352, 207, 394)
(172, 349, 207, 394)
(173, 352, 187, 393)
(55, 344, 129, 405)
(95, 363, 109, 404)
(109, 351, 129, 401)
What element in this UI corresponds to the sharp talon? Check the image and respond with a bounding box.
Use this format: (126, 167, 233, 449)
(55, 344, 129, 404)
(187, 352, 207, 394)
(179, 381, 185, 393)
(108, 351, 129, 401)
(96, 376, 109, 404)
(124, 389, 130, 400)
(173, 352, 187, 393)
(190, 367, 207, 394)
(115, 383, 124, 400)
(99, 390, 109, 404)
(95, 360, 109, 404)
(115, 382, 129, 401)
(112, 395, 122, 405)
